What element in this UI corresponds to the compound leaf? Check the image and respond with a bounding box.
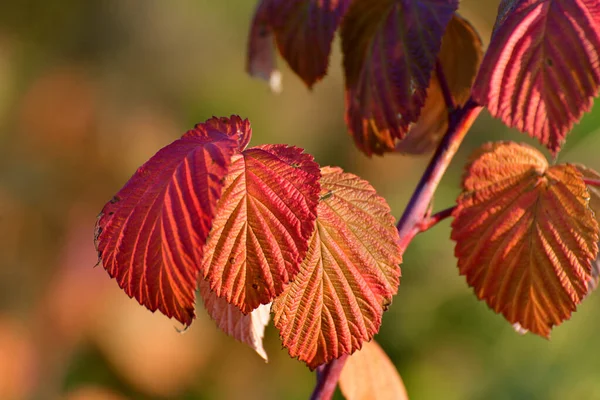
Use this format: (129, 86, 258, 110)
(199, 279, 270, 361)
(341, 0, 458, 155)
(451, 142, 599, 337)
(272, 167, 401, 369)
(472, 0, 600, 154)
(339, 340, 408, 400)
(201, 145, 320, 314)
(94, 116, 249, 325)
(396, 14, 483, 154)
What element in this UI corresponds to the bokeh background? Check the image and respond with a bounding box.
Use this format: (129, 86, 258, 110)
(1, 1, 600, 399)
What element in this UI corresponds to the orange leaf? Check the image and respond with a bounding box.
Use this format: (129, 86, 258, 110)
(396, 14, 483, 154)
(339, 340, 408, 400)
(577, 165, 600, 223)
(272, 167, 401, 369)
(575, 164, 600, 293)
(201, 145, 320, 314)
(451, 142, 599, 337)
(199, 279, 270, 361)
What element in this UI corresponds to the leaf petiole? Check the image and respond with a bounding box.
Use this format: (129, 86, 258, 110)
(584, 178, 600, 187)
(417, 206, 456, 233)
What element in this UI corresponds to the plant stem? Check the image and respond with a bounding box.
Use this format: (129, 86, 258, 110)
(417, 206, 456, 232)
(396, 56, 479, 251)
(396, 98, 482, 251)
(310, 355, 349, 400)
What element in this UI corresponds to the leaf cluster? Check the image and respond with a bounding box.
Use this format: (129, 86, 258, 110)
(96, 0, 600, 398)
(95, 116, 401, 368)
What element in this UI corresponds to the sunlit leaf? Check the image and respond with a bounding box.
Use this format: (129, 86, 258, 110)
(199, 279, 270, 361)
(272, 167, 401, 369)
(341, 0, 458, 155)
(472, 0, 600, 154)
(396, 14, 482, 154)
(196, 114, 253, 152)
(339, 340, 408, 400)
(95, 116, 248, 325)
(577, 165, 600, 221)
(588, 258, 600, 294)
(575, 164, 600, 293)
(201, 145, 320, 314)
(451, 142, 599, 337)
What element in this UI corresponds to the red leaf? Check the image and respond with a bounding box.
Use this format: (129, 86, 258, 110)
(272, 167, 401, 369)
(189, 115, 253, 152)
(95, 116, 249, 325)
(201, 145, 321, 314)
(199, 279, 270, 361)
(341, 0, 459, 155)
(451, 142, 599, 337)
(472, 0, 600, 154)
(339, 340, 408, 400)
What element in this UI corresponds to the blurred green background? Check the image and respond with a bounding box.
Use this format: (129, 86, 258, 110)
(1, 1, 600, 399)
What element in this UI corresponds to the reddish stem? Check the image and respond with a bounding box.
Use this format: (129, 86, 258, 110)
(417, 206, 456, 232)
(584, 178, 600, 187)
(310, 355, 349, 400)
(397, 98, 482, 251)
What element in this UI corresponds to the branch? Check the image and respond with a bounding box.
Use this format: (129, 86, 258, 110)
(417, 206, 456, 233)
(584, 178, 600, 187)
(397, 98, 482, 251)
